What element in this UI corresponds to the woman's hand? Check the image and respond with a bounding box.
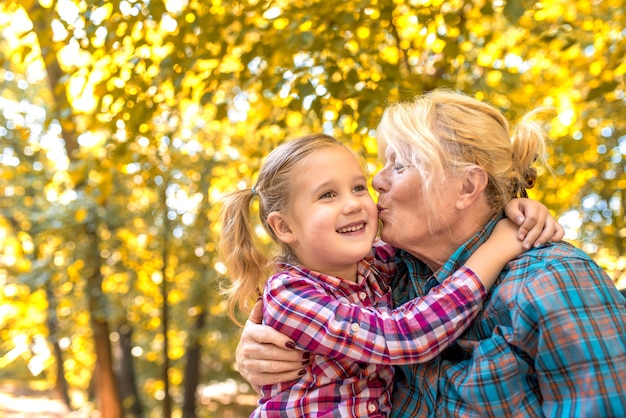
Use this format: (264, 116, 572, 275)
(505, 198, 564, 249)
(236, 301, 307, 392)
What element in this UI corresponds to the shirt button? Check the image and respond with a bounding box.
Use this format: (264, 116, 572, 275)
(367, 403, 377, 413)
(425, 277, 439, 292)
(359, 291, 367, 300)
(350, 323, 360, 332)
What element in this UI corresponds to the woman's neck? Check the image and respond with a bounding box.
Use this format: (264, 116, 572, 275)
(403, 224, 484, 272)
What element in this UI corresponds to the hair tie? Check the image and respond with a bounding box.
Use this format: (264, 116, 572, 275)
(509, 167, 537, 198)
(523, 167, 537, 190)
(251, 185, 257, 196)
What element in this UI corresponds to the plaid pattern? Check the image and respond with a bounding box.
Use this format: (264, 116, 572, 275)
(390, 216, 626, 418)
(254, 239, 487, 417)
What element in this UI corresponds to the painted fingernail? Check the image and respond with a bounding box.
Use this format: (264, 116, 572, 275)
(302, 352, 311, 360)
(285, 341, 296, 349)
(298, 369, 306, 376)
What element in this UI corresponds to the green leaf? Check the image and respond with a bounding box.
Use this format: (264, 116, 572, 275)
(586, 81, 619, 101)
(503, 0, 526, 24)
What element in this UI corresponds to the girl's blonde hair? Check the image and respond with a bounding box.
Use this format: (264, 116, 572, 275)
(376, 89, 553, 230)
(219, 133, 347, 324)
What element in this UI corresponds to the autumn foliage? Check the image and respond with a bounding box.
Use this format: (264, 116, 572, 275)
(0, 0, 624, 416)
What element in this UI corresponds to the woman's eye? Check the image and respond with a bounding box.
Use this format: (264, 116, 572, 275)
(394, 163, 406, 171)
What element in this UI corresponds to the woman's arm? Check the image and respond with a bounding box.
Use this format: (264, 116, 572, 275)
(235, 301, 306, 391)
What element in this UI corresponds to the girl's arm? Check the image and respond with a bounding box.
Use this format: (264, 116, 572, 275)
(264, 269, 486, 366)
(264, 219, 527, 365)
(464, 218, 525, 292)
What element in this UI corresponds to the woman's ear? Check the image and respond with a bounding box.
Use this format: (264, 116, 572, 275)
(267, 212, 296, 244)
(456, 166, 488, 209)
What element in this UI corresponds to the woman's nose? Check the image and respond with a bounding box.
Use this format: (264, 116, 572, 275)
(372, 171, 386, 193)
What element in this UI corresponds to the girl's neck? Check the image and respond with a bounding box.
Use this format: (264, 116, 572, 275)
(296, 260, 359, 283)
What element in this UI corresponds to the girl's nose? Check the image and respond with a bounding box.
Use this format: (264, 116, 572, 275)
(343, 193, 365, 214)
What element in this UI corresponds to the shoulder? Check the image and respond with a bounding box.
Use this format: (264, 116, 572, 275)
(514, 241, 606, 283)
(495, 242, 620, 312)
(266, 267, 325, 293)
(263, 269, 335, 316)
(363, 239, 397, 282)
(370, 238, 396, 262)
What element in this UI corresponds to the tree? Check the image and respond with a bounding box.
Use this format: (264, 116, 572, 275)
(0, 0, 623, 416)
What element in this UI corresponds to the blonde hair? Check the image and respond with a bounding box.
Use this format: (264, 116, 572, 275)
(376, 89, 552, 228)
(219, 134, 348, 324)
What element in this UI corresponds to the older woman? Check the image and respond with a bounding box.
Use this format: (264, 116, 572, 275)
(235, 90, 626, 416)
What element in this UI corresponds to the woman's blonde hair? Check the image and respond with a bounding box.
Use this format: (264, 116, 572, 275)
(376, 89, 552, 228)
(219, 133, 348, 324)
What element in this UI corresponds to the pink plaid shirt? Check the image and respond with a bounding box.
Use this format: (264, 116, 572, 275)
(254, 239, 486, 417)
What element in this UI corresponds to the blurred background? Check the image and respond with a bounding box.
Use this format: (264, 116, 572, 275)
(0, 0, 624, 417)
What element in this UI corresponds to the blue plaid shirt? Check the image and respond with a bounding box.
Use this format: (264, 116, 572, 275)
(390, 216, 626, 417)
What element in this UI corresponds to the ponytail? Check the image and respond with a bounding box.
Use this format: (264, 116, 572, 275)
(510, 107, 554, 198)
(219, 188, 271, 326)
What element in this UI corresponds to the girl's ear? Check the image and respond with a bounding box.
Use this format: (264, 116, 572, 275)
(267, 212, 296, 244)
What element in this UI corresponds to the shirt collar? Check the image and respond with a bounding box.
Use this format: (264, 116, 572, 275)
(276, 258, 376, 290)
(396, 213, 502, 290)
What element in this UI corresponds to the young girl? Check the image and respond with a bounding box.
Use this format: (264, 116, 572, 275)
(219, 134, 558, 416)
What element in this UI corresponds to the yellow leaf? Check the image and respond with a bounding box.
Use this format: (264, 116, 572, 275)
(273, 17, 289, 30)
(75, 208, 88, 223)
(286, 111, 303, 127)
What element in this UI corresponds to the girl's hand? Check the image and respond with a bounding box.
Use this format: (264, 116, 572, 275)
(505, 198, 564, 249)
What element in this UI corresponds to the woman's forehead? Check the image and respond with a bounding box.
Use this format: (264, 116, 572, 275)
(382, 144, 399, 161)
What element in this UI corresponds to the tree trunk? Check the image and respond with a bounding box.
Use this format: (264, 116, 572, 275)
(117, 324, 143, 418)
(27, 3, 122, 416)
(161, 184, 171, 418)
(27, 1, 79, 160)
(45, 282, 72, 409)
(86, 229, 122, 418)
(91, 320, 122, 418)
(182, 311, 206, 418)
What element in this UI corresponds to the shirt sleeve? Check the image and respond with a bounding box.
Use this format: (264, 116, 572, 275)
(516, 256, 626, 416)
(456, 249, 626, 417)
(263, 266, 487, 365)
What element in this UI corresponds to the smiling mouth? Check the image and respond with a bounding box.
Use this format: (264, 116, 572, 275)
(337, 223, 366, 233)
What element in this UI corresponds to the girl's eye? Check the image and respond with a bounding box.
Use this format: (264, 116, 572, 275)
(353, 184, 367, 192)
(319, 191, 335, 199)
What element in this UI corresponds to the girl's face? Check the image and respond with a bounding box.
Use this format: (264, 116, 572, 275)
(271, 144, 379, 281)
